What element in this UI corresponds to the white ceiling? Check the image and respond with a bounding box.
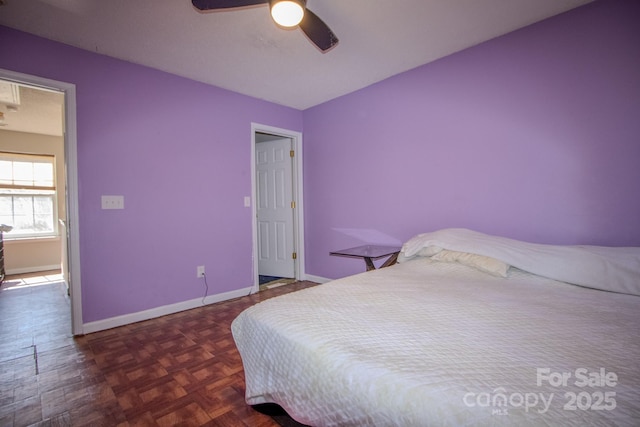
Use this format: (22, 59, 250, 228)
(0, 0, 592, 112)
(0, 82, 64, 136)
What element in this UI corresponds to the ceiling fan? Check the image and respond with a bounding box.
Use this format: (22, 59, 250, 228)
(191, 0, 339, 52)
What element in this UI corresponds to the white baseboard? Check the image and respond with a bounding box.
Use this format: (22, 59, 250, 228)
(82, 286, 253, 335)
(304, 273, 332, 284)
(5, 265, 61, 276)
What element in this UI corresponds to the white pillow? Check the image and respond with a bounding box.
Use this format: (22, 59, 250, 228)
(417, 245, 443, 257)
(398, 244, 443, 263)
(431, 249, 509, 277)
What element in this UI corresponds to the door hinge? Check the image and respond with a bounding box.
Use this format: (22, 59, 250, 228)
(292, 252, 297, 260)
(290, 149, 295, 157)
(291, 201, 296, 209)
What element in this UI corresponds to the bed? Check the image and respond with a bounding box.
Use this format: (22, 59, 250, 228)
(232, 228, 640, 426)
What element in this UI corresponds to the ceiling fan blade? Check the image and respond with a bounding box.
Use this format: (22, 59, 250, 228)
(191, 0, 267, 11)
(299, 8, 338, 52)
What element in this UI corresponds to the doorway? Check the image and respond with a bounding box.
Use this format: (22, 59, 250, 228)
(251, 124, 305, 293)
(0, 68, 82, 335)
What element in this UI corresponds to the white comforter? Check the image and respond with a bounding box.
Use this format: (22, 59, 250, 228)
(232, 232, 640, 426)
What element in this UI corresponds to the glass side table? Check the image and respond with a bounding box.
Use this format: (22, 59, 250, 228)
(330, 245, 401, 271)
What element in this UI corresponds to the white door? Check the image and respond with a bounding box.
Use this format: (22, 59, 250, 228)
(256, 138, 295, 278)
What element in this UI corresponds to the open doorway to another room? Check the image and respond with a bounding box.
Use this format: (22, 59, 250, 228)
(0, 78, 74, 351)
(251, 124, 305, 293)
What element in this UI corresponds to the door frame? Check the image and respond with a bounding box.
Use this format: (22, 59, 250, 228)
(0, 68, 83, 335)
(250, 123, 305, 293)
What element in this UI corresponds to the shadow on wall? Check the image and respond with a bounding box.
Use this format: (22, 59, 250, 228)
(332, 228, 403, 246)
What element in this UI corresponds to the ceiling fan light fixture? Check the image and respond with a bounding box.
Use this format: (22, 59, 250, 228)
(270, 0, 304, 27)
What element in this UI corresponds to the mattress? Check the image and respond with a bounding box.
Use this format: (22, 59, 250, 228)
(232, 231, 640, 426)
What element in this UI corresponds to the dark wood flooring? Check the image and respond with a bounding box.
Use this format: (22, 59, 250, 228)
(0, 272, 318, 426)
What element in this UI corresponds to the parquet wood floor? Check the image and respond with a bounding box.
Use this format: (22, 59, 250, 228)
(0, 273, 318, 426)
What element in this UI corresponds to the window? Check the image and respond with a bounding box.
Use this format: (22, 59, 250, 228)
(0, 153, 58, 239)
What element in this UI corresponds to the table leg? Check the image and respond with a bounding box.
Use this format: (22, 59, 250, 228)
(364, 252, 399, 271)
(364, 257, 376, 271)
(380, 252, 399, 268)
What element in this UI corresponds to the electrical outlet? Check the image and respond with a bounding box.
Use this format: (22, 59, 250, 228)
(197, 265, 205, 278)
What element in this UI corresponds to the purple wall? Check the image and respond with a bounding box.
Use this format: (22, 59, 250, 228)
(0, 27, 302, 322)
(1, 0, 639, 319)
(302, 0, 640, 279)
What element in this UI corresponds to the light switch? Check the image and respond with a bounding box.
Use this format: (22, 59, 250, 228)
(244, 196, 251, 207)
(101, 195, 124, 210)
